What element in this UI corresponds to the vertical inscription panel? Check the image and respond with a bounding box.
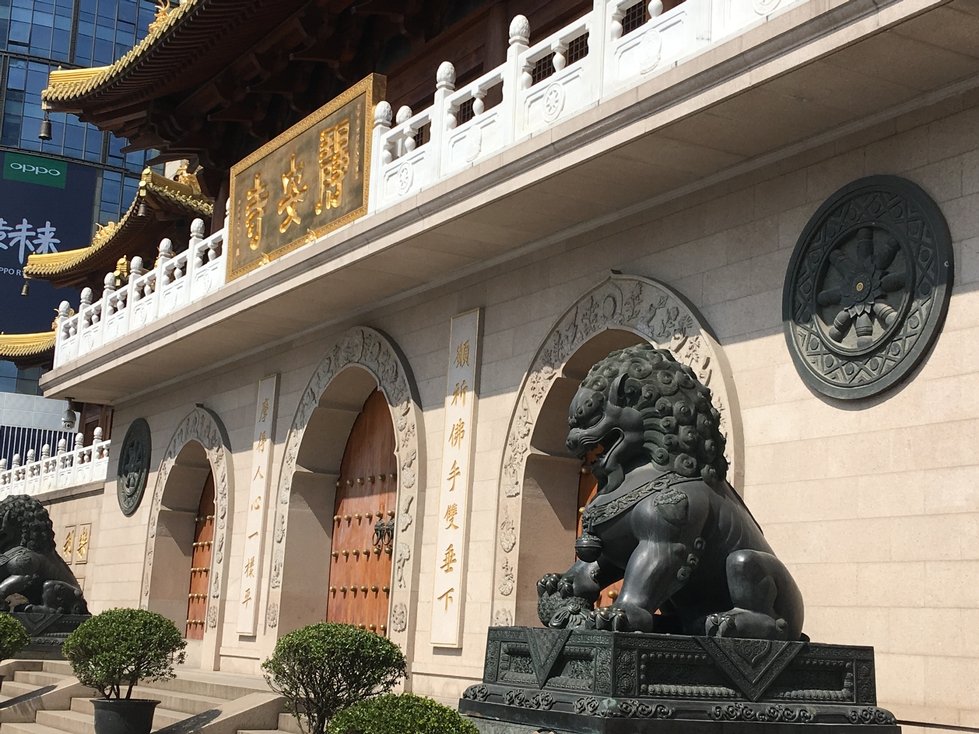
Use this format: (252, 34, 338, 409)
(431, 309, 482, 647)
(236, 373, 279, 635)
(228, 74, 385, 280)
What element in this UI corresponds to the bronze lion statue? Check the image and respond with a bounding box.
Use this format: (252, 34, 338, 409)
(537, 343, 804, 640)
(0, 495, 88, 614)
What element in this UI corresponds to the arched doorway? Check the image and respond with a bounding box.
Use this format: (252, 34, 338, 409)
(491, 274, 742, 627)
(270, 327, 423, 657)
(327, 389, 397, 633)
(141, 407, 233, 669)
(186, 472, 215, 639)
(145, 441, 217, 651)
(513, 329, 643, 625)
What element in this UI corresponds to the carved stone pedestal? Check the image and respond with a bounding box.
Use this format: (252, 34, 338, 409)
(460, 627, 899, 734)
(10, 611, 90, 659)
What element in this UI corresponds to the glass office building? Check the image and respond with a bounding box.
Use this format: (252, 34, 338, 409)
(0, 0, 158, 224)
(0, 0, 157, 393)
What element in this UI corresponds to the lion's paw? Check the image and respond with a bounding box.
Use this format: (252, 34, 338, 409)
(593, 606, 631, 632)
(706, 608, 788, 639)
(537, 573, 562, 597)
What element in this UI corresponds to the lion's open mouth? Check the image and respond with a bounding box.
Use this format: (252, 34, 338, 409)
(579, 429, 623, 471)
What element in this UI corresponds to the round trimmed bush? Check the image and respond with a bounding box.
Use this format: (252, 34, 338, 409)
(326, 693, 479, 734)
(62, 608, 186, 699)
(0, 614, 29, 660)
(262, 623, 406, 734)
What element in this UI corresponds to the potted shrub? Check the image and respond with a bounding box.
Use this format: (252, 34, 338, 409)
(262, 622, 406, 734)
(0, 613, 30, 692)
(327, 693, 479, 734)
(62, 608, 186, 734)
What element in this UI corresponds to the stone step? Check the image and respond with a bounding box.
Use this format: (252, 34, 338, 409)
(69, 698, 188, 726)
(12, 671, 73, 688)
(144, 674, 268, 701)
(40, 660, 73, 676)
(67, 687, 226, 717)
(234, 711, 302, 734)
(36, 705, 187, 734)
(2, 723, 72, 734)
(2, 680, 49, 699)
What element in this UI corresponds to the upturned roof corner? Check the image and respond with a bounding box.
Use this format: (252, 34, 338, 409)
(24, 168, 212, 287)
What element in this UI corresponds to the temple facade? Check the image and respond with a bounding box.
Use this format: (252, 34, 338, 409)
(1, 0, 977, 730)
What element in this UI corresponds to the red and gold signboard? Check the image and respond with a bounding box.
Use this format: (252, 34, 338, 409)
(228, 74, 385, 280)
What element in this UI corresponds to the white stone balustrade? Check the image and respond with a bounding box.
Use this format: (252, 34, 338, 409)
(0, 429, 110, 499)
(54, 218, 226, 367)
(51, 0, 796, 368)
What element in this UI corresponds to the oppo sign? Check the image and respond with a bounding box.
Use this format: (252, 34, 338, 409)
(2, 152, 67, 189)
(9, 161, 62, 178)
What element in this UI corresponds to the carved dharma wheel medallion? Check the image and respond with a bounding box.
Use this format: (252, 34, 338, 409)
(117, 418, 151, 516)
(783, 175, 953, 399)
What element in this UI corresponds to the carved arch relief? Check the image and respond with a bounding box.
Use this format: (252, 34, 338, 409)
(267, 327, 423, 648)
(141, 407, 234, 635)
(490, 273, 742, 626)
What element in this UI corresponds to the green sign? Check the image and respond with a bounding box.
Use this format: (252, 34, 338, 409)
(2, 152, 68, 189)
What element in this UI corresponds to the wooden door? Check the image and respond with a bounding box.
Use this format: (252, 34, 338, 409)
(327, 389, 397, 635)
(185, 472, 215, 640)
(576, 467, 621, 608)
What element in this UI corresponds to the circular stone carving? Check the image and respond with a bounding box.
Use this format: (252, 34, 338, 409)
(753, 0, 781, 14)
(117, 418, 151, 516)
(396, 163, 413, 195)
(541, 83, 566, 123)
(639, 29, 663, 73)
(783, 176, 953, 400)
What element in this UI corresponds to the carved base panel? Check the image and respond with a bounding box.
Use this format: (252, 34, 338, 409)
(10, 611, 90, 659)
(460, 628, 899, 734)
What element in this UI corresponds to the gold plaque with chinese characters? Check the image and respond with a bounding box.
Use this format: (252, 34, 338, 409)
(228, 74, 385, 280)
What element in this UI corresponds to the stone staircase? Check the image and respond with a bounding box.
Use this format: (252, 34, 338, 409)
(0, 660, 292, 734)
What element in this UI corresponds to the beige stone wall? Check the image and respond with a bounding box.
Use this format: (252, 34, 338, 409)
(60, 88, 979, 726)
(42, 488, 102, 595)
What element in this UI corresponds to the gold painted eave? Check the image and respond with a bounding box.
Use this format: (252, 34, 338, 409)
(41, 0, 199, 105)
(24, 168, 212, 281)
(0, 331, 56, 359)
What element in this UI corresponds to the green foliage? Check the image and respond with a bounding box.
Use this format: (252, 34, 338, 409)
(326, 693, 479, 734)
(62, 608, 186, 699)
(262, 623, 406, 734)
(0, 614, 30, 660)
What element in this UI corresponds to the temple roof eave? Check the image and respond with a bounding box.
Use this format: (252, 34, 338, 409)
(0, 331, 57, 363)
(24, 169, 213, 286)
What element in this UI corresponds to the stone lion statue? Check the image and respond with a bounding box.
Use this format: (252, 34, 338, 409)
(0, 495, 89, 615)
(537, 343, 804, 639)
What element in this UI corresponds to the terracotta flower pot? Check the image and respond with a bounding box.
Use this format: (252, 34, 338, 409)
(91, 698, 160, 734)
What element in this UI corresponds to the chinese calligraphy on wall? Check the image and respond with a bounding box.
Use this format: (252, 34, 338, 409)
(228, 75, 384, 280)
(431, 309, 481, 647)
(237, 374, 279, 635)
(0, 216, 61, 267)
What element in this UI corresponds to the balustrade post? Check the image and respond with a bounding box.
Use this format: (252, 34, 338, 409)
(588, 0, 611, 100)
(158, 237, 174, 287)
(55, 300, 71, 367)
(369, 101, 393, 213)
(101, 272, 117, 350)
(77, 287, 93, 356)
(186, 218, 201, 287)
(505, 15, 530, 143)
(432, 61, 456, 180)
